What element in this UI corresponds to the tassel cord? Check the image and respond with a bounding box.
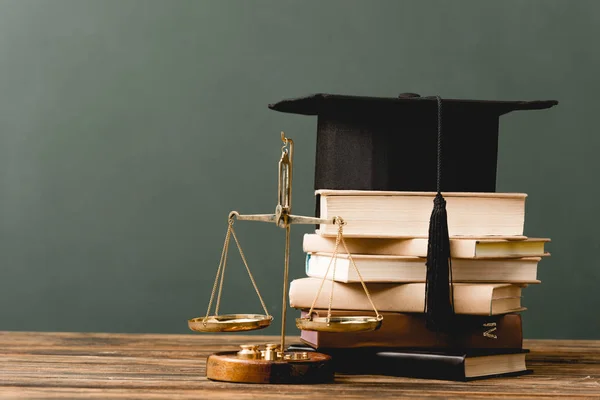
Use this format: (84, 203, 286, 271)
(424, 96, 455, 333)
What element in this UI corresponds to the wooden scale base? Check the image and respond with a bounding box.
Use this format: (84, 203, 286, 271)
(206, 350, 334, 384)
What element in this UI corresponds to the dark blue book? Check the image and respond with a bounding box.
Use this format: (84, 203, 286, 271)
(287, 345, 531, 382)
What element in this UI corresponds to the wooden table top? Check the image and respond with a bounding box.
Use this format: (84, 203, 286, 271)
(1, 332, 599, 399)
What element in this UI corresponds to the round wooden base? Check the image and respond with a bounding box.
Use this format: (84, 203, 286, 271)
(206, 351, 334, 384)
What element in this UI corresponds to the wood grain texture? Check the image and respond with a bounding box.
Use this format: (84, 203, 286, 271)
(0, 332, 599, 399)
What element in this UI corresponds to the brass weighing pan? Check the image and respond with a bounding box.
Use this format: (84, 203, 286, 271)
(296, 315, 382, 333)
(189, 314, 272, 333)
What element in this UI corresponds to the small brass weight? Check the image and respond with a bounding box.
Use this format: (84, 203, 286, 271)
(189, 132, 382, 384)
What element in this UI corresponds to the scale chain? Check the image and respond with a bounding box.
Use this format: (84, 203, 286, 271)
(230, 225, 270, 317)
(341, 235, 382, 321)
(327, 228, 342, 324)
(305, 222, 341, 320)
(204, 221, 233, 324)
(203, 217, 270, 326)
(305, 218, 382, 322)
(214, 221, 233, 315)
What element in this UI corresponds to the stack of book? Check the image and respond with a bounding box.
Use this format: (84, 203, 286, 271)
(289, 189, 550, 381)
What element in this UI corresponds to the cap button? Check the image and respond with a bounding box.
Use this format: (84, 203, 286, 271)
(398, 93, 421, 98)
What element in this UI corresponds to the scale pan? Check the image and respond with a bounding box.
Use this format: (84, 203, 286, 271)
(188, 314, 273, 333)
(296, 315, 382, 333)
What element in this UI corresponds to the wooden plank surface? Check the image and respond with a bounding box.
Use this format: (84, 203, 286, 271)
(0, 332, 599, 399)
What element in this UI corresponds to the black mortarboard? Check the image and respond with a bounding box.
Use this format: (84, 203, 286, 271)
(268, 93, 558, 193)
(270, 92, 558, 334)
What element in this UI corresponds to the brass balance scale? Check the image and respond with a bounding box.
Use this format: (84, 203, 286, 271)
(188, 132, 383, 384)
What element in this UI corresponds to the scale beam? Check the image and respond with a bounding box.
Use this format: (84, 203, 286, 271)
(229, 211, 336, 226)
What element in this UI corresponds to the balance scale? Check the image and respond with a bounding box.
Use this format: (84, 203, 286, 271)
(188, 132, 383, 384)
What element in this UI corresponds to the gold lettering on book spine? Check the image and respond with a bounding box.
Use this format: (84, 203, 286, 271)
(483, 322, 498, 339)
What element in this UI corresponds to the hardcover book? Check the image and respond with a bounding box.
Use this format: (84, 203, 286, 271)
(305, 253, 541, 284)
(300, 310, 523, 350)
(287, 345, 531, 381)
(316, 190, 527, 238)
(303, 233, 550, 259)
(289, 278, 525, 315)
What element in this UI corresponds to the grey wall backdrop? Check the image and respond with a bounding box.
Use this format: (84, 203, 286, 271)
(0, 0, 598, 339)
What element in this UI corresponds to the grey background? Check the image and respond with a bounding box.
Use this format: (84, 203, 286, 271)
(0, 0, 597, 339)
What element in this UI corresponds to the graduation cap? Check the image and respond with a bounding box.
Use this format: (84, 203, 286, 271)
(269, 93, 557, 193)
(269, 92, 558, 333)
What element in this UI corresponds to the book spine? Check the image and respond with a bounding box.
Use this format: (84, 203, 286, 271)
(303, 234, 477, 258)
(376, 351, 467, 381)
(322, 349, 467, 381)
(318, 194, 525, 237)
(289, 278, 512, 315)
(301, 312, 522, 350)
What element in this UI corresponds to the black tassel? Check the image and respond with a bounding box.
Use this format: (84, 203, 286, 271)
(425, 193, 454, 333)
(424, 96, 455, 334)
